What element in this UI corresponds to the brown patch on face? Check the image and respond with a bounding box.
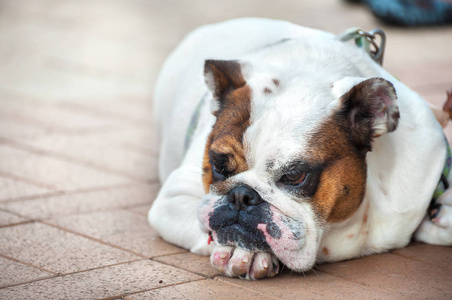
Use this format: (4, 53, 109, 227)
(264, 87, 272, 94)
(202, 85, 252, 193)
(346, 233, 355, 239)
(272, 79, 280, 86)
(307, 118, 367, 223)
(322, 247, 330, 256)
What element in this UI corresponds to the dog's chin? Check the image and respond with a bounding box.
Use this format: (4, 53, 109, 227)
(198, 194, 320, 272)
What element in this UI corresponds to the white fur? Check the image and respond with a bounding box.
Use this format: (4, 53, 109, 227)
(149, 18, 450, 276)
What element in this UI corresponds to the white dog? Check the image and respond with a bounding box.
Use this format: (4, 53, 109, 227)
(149, 18, 452, 280)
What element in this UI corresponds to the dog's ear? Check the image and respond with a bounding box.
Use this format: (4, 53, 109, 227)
(204, 60, 247, 98)
(335, 77, 400, 152)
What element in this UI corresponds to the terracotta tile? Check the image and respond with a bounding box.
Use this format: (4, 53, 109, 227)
(126, 203, 152, 216)
(48, 210, 184, 257)
(58, 98, 153, 126)
(0, 175, 53, 202)
(130, 278, 272, 300)
(0, 256, 54, 288)
(0, 210, 28, 227)
(93, 127, 159, 156)
(0, 260, 202, 299)
(0, 184, 156, 220)
(317, 253, 452, 299)
(0, 144, 132, 191)
(0, 222, 139, 274)
(392, 243, 452, 270)
(0, 95, 116, 133)
(6, 133, 157, 181)
(217, 268, 393, 299)
(154, 252, 219, 278)
(0, 115, 52, 140)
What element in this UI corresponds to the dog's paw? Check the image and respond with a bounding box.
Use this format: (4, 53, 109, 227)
(210, 246, 280, 280)
(415, 189, 452, 246)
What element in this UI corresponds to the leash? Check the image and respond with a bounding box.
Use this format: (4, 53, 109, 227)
(433, 140, 452, 202)
(338, 28, 386, 66)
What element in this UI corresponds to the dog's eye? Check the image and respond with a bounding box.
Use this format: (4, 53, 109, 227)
(212, 163, 227, 182)
(280, 171, 307, 186)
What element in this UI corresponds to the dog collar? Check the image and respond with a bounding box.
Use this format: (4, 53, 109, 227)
(433, 138, 452, 202)
(184, 92, 208, 155)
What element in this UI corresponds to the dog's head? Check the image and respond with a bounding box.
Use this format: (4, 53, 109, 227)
(197, 59, 399, 271)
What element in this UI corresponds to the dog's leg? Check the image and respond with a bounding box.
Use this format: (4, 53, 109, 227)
(414, 189, 452, 246)
(148, 166, 214, 255)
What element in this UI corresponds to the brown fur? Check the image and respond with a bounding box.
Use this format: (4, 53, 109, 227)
(202, 85, 252, 193)
(204, 60, 246, 98)
(307, 118, 367, 223)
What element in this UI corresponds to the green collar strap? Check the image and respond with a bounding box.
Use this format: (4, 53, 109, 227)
(433, 138, 452, 202)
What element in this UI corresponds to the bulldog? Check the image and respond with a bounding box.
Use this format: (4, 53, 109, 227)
(148, 18, 452, 279)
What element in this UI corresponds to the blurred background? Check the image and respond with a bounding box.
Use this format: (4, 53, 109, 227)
(0, 1, 451, 298)
(0, 0, 450, 104)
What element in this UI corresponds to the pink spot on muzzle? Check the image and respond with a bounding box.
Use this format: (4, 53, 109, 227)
(257, 207, 313, 271)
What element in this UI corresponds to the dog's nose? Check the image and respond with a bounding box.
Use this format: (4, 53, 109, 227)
(228, 186, 262, 211)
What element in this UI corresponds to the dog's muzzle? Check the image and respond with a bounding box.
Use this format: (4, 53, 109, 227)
(207, 185, 282, 251)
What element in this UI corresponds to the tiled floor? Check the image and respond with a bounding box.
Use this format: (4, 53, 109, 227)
(0, 0, 451, 299)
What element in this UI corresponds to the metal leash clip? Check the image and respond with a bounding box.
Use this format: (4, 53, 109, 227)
(339, 28, 386, 66)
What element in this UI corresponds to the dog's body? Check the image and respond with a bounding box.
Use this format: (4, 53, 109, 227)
(149, 18, 452, 279)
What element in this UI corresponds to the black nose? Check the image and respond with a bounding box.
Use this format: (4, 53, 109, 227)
(228, 186, 262, 211)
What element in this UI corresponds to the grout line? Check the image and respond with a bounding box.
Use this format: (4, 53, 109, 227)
(212, 277, 280, 299)
(391, 251, 452, 271)
(0, 109, 127, 137)
(0, 87, 151, 129)
(119, 143, 158, 157)
(0, 200, 154, 223)
(50, 258, 146, 278)
(0, 274, 58, 290)
(150, 256, 214, 279)
(0, 207, 35, 223)
(58, 101, 151, 129)
(0, 137, 156, 184)
(25, 200, 154, 223)
(0, 191, 68, 204)
(0, 220, 35, 229)
(0, 111, 75, 135)
(0, 182, 148, 205)
(314, 267, 394, 295)
(105, 278, 209, 300)
(0, 181, 145, 204)
(0, 253, 57, 275)
(42, 222, 149, 259)
(0, 258, 147, 290)
(0, 170, 60, 191)
(149, 250, 190, 260)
